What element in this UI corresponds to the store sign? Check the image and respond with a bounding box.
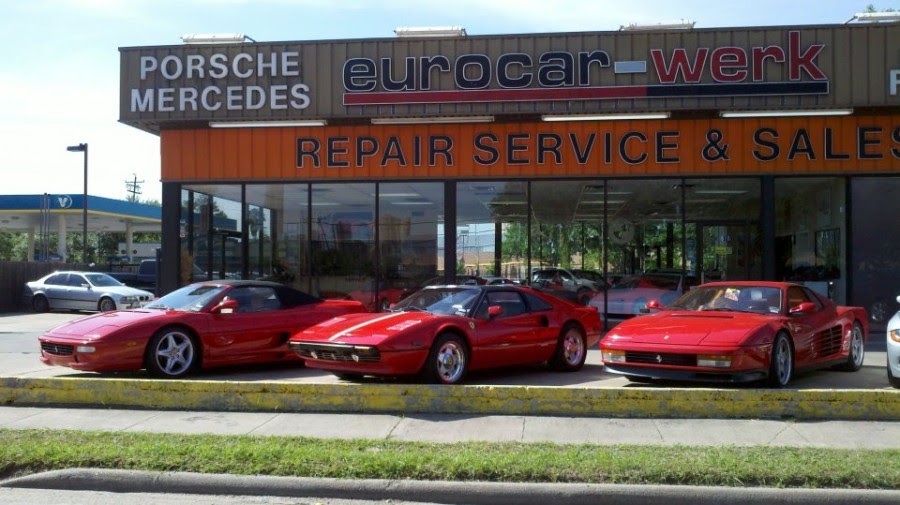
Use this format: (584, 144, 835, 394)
(293, 121, 900, 171)
(342, 31, 828, 106)
(130, 51, 311, 113)
(891, 69, 900, 96)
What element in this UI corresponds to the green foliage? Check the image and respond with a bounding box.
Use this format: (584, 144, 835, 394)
(1, 429, 898, 488)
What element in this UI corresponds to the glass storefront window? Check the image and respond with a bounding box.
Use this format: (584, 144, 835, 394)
(851, 177, 899, 332)
(377, 183, 443, 311)
(311, 183, 376, 300)
(775, 177, 845, 302)
(683, 178, 761, 282)
(457, 181, 529, 283)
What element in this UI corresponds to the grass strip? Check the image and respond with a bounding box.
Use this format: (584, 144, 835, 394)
(1, 429, 898, 489)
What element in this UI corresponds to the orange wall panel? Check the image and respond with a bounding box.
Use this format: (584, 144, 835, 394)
(160, 116, 900, 183)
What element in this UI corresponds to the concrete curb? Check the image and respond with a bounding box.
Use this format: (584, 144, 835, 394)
(3, 469, 899, 505)
(2, 376, 899, 420)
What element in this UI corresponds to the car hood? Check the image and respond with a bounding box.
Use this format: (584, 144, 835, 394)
(293, 310, 437, 344)
(43, 309, 170, 338)
(607, 311, 773, 346)
(102, 286, 155, 297)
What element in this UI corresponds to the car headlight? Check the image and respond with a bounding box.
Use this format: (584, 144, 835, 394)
(697, 354, 732, 368)
(602, 349, 626, 363)
(889, 329, 900, 343)
(120, 295, 137, 303)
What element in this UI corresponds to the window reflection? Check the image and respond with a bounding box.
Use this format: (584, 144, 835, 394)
(456, 182, 529, 283)
(775, 177, 845, 302)
(311, 183, 375, 300)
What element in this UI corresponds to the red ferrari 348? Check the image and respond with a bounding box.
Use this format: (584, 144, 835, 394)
(288, 284, 603, 384)
(600, 281, 868, 387)
(38, 280, 366, 378)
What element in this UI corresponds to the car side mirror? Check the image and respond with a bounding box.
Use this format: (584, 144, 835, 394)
(789, 301, 817, 316)
(213, 298, 239, 314)
(640, 299, 663, 313)
(488, 305, 503, 318)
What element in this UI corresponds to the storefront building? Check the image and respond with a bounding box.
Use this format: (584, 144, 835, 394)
(120, 22, 900, 329)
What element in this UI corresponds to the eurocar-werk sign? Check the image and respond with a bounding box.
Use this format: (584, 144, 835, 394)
(341, 31, 828, 105)
(120, 25, 899, 132)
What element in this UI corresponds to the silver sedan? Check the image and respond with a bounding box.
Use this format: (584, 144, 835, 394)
(23, 271, 155, 312)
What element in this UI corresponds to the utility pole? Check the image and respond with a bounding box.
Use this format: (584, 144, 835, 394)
(125, 173, 144, 202)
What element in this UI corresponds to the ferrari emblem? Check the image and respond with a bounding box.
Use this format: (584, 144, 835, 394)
(469, 321, 475, 329)
(655, 354, 663, 363)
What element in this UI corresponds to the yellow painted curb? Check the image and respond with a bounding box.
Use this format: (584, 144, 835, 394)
(2, 377, 899, 420)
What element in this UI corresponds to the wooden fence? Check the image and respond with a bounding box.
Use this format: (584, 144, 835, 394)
(0, 261, 92, 313)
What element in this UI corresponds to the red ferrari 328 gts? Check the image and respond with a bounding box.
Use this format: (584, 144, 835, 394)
(600, 281, 868, 387)
(288, 284, 603, 384)
(38, 280, 366, 378)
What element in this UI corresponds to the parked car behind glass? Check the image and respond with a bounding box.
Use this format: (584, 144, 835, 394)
(23, 271, 155, 313)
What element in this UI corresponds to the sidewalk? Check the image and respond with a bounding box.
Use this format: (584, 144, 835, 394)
(3, 405, 900, 448)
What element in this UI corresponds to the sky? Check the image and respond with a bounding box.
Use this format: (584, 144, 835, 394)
(0, 0, 895, 204)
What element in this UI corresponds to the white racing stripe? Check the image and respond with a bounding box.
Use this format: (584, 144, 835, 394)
(328, 311, 407, 341)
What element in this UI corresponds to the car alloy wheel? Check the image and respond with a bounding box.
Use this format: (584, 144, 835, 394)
(767, 333, 794, 388)
(98, 297, 116, 312)
(550, 323, 587, 371)
(837, 323, 865, 372)
(147, 327, 198, 378)
(426, 333, 468, 384)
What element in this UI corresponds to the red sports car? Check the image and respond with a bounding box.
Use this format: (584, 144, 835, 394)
(38, 280, 366, 378)
(600, 281, 868, 387)
(345, 282, 412, 312)
(288, 284, 603, 384)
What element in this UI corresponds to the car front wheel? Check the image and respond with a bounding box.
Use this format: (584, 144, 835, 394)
(767, 333, 794, 388)
(98, 297, 116, 312)
(550, 323, 587, 371)
(146, 327, 198, 378)
(423, 333, 468, 385)
(889, 362, 900, 389)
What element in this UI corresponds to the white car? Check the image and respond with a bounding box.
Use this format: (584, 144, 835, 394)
(23, 271, 155, 313)
(887, 295, 900, 388)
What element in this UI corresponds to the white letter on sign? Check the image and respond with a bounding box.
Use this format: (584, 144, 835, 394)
(891, 69, 900, 96)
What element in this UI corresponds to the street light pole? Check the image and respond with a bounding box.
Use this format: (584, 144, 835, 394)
(66, 143, 88, 263)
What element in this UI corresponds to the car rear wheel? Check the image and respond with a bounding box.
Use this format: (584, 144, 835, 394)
(835, 322, 865, 372)
(767, 332, 794, 388)
(423, 333, 468, 385)
(98, 297, 116, 312)
(32, 295, 50, 313)
(550, 323, 587, 371)
(146, 326, 199, 378)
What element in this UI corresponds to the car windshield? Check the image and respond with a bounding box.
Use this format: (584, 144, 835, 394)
(83, 273, 125, 287)
(391, 287, 480, 316)
(145, 284, 228, 312)
(668, 285, 782, 315)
